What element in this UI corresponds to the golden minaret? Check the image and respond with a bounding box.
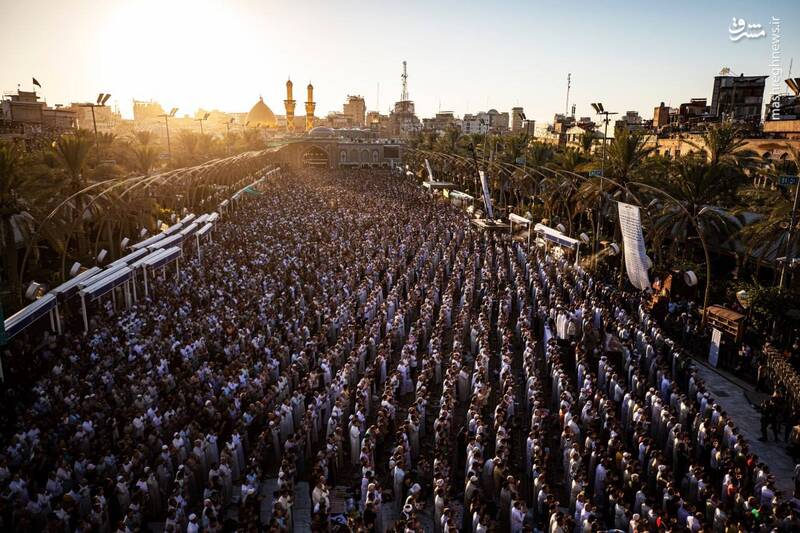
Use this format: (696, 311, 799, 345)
(305, 83, 316, 132)
(284, 78, 296, 133)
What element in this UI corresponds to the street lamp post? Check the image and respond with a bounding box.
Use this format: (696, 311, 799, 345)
(590, 102, 618, 259)
(158, 107, 179, 161)
(79, 93, 111, 165)
(196, 112, 210, 135)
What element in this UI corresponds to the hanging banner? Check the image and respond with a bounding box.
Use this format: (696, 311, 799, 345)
(617, 202, 651, 290)
(479, 170, 494, 220)
(708, 328, 722, 368)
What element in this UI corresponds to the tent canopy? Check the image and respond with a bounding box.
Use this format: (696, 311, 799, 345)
(144, 246, 181, 270)
(131, 232, 167, 251)
(110, 248, 149, 268)
(534, 223, 580, 248)
(509, 213, 532, 226)
(423, 181, 456, 190)
(3, 294, 57, 340)
(79, 267, 133, 300)
(50, 267, 102, 301)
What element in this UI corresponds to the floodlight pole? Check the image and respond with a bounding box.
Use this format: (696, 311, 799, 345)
(90, 105, 100, 164)
(162, 115, 173, 160)
(593, 106, 617, 258)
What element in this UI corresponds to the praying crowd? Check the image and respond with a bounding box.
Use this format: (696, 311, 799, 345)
(0, 167, 798, 532)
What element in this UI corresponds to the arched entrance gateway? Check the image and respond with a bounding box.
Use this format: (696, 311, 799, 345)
(301, 145, 329, 167)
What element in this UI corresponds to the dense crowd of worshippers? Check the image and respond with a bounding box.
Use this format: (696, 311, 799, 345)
(1, 168, 799, 532)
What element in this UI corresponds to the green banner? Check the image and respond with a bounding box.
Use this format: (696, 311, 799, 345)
(243, 186, 262, 196)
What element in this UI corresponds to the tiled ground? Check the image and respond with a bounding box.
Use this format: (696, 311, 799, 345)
(692, 360, 796, 496)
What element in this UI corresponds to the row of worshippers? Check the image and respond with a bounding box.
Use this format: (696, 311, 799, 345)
(0, 170, 464, 532)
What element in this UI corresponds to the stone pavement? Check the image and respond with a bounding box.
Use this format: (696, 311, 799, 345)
(692, 358, 796, 496)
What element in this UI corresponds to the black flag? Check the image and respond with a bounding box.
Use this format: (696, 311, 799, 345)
(32, 77, 41, 88)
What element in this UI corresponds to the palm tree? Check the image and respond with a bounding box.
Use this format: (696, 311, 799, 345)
(177, 131, 199, 166)
(526, 142, 555, 168)
(646, 156, 741, 263)
(53, 131, 94, 257)
(435, 126, 462, 154)
(737, 145, 800, 279)
(133, 130, 156, 147)
(132, 145, 160, 176)
(576, 128, 653, 260)
(579, 132, 595, 155)
(603, 128, 655, 185)
(551, 148, 587, 173)
(0, 142, 64, 304)
(693, 122, 751, 168)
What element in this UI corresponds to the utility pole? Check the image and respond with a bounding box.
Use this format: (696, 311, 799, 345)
(159, 107, 178, 161)
(591, 102, 618, 260)
(565, 73, 571, 116)
(81, 93, 111, 166)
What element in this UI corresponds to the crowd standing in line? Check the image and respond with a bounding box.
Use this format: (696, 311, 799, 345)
(0, 168, 798, 532)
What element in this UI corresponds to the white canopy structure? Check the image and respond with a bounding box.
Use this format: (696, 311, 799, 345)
(109, 248, 150, 268)
(3, 294, 58, 341)
(509, 213, 533, 246)
(534, 223, 582, 265)
(4, 165, 276, 341)
(78, 267, 134, 332)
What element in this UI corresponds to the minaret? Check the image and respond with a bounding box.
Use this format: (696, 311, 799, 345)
(305, 83, 316, 132)
(284, 78, 296, 133)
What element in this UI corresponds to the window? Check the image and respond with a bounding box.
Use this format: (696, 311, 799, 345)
(372, 150, 379, 162)
(340, 150, 347, 162)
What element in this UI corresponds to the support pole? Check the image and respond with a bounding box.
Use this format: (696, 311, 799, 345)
(81, 294, 89, 333)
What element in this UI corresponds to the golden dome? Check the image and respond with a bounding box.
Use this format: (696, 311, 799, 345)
(246, 96, 276, 128)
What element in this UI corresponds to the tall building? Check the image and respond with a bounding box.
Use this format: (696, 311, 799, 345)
(305, 83, 316, 132)
(763, 79, 800, 139)
(70, 103, 119, 132)
(462, 110, 510, 134)
(366, 111, 390, 135)
(653, 102, 670, 129)
(615, 111, 643, 132)
(710, 74, 768, 122)
(284, 79, 296, 133)
(0, 89, 76, 136)
(343, 95, 366, 128)
(389, 61, 421, 137)
(422, 112, 460, 133)
(511, 107, 524, 132)
(132, 100, 165, 122)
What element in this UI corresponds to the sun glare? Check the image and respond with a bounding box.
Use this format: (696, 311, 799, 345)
(99, 0, 256, 115)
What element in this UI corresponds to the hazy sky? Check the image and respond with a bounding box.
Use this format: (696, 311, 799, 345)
(1, 0, 797, 124)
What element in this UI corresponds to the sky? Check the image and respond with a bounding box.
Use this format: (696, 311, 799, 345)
(1, 0, 798, 125)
